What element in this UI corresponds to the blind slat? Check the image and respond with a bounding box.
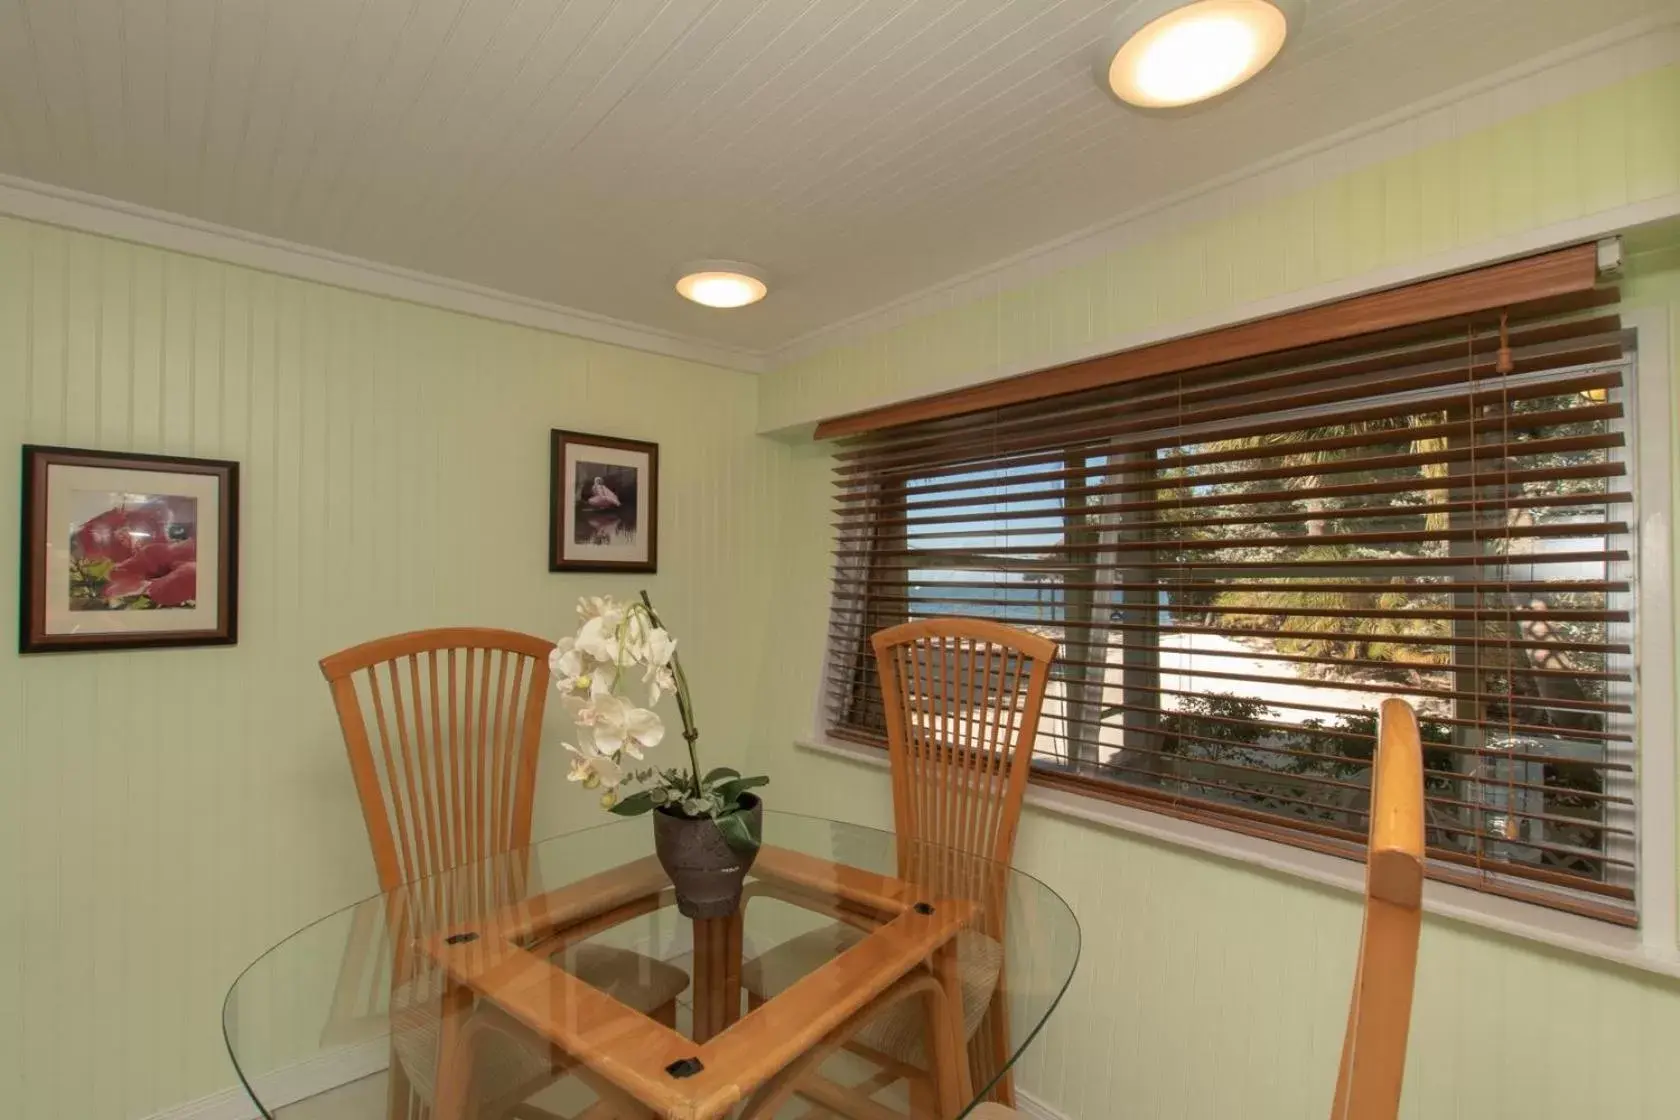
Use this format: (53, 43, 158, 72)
(823, 271, 1637, 923)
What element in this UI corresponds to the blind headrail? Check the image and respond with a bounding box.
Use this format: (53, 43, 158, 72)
(812, 243, 1603, 440)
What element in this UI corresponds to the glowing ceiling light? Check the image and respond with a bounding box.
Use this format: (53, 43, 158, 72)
(1102, 0, 1296, 109)
(674, 262, 769, 308)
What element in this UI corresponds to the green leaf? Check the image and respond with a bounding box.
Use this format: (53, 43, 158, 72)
(714, 809, 761, 855)
(716, 775, 769, 807)
(702, 767, 740, 785)
(608, 790, 658, 816)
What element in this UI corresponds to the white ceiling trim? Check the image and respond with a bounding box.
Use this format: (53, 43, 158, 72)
(768, 11, 1680, 370)
(0, 10, 1671, 379)
(0, 172, 767, 374)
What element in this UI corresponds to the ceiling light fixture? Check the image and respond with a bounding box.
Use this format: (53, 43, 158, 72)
(1101, 0, 1297, 109)
(674, 262, 769, 308)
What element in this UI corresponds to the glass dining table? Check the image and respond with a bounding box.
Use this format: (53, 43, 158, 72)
(224, 811, 1080, 1119)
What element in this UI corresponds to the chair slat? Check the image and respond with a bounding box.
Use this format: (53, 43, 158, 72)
(868, 618, 1056, 1110)
(319, 628, 555, 894)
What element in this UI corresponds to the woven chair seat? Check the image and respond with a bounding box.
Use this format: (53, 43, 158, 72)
(742, 923, 1002, 1068)
(391, 944, 689, 1105)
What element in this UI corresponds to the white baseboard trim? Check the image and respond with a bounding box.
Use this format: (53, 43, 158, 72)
(1014, 1088, 1074, 1120)
(146, 1036, 1068, 1120)
(139, 1039, 389, 1120)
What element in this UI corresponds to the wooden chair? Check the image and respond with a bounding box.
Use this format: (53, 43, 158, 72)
(320, 627, 689, 1120)
(943, 700, 1427, 1120)
(1331, 697, 1425, 1120)
(745, 618, 1056, 1118)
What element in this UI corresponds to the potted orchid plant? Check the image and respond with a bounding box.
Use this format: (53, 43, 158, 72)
(552, 591, 767, 916)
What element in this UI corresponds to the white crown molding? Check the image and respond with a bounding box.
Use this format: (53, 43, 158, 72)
(0, 173, 767, 375)
(1, 13, 1673, 382)
(768, 11, 1680, 369)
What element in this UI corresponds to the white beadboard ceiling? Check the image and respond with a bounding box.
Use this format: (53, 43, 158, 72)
(0, 0, 1668, 355)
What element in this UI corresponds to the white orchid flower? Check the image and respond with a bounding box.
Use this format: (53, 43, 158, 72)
(641, 629, 678, 702)
(575, 612, 623, 663)
(586, 662, 617, 698)
(644, 628, 676, 669)
(563, 742, 622, 790)
(647, 665, 677, 705)
(621, 610, 653, 663)
(550, 638, 588, 691)
(588, 693, 665, 759)
(576, 595, 619, 622)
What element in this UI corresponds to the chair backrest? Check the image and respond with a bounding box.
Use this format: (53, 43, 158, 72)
(1331, 697, 1426, 1120)
(320, 627, 555, 893)
(871, 619, 1056, 872)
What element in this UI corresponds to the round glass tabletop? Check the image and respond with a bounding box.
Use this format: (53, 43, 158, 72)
(224, 811, 1080, 1119)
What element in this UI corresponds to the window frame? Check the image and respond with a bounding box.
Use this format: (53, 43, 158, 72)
(810, 306, 1678, 963)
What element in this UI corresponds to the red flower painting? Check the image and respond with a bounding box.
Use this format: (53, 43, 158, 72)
(68, 494, 198, 611)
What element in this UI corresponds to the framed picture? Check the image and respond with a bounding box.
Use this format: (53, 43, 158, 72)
(549, 430, 659, 573)
(19, 445, 240, 653)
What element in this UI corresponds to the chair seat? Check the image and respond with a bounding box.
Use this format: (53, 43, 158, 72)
(393, 944, 690, 1105)
(742, 923, 1003, 1068)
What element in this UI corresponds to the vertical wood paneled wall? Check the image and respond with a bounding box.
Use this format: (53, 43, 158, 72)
(762, 59, 1680, 432)
(0, 215, 780, 1120)
(747, 60, 1680, 1120)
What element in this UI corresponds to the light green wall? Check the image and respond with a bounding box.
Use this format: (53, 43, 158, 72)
(2, 54, 1677, 1120)
(761, 63, 1680, 434)
(749, 65, 1680, 1118)
(0, 215, 781, 1120)
(746, 249, 1680, 1120)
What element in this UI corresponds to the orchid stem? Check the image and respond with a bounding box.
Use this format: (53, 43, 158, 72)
(640, 590, 703, 799)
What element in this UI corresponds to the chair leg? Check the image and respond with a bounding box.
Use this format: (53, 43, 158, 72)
(651, 999, 677, 1028)
(387, 1046, 414, 1120)
(927, 943, 972, 1114)
(985, 986, 1015, 1106)
(433, 982, 477, 1120)
(907, 1078, 938, 1120)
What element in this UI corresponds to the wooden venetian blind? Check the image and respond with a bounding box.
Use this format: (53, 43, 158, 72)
(824, 248, 1638, 924)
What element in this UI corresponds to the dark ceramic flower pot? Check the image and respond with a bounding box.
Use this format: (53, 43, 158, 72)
(653, 793, 762, 918)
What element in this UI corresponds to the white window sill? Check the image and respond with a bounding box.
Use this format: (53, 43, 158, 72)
(795, 734, 1680, 983)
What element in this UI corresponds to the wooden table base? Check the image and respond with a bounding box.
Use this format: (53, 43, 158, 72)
(690, 912, 744, 1043)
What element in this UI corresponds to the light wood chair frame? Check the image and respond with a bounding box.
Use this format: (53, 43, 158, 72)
(885, 699, 1426, 1120)
(321, 627, 556, 895)
(1330, 698, 1425, 1120)
(320, 627, 676, 1120)
(774, 618, 1055, 1119)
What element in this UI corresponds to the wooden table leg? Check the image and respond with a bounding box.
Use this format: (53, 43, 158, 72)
(691, 911, 744, 1043)
(432, 979, 476, 1120)
(927, 941, 973, 1119)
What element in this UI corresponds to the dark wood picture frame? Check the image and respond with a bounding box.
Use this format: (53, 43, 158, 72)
(19, 444, 241, 653)
(548, 429, 659, 573)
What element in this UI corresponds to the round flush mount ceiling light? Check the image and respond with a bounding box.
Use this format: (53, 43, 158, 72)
(674, 261, 769, 308)
(1101, 0, 1298, 109)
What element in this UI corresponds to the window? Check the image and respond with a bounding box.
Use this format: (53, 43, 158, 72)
(824, 260, 1639, 924)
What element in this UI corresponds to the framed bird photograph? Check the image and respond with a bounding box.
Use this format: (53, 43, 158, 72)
(549, 429, 659, 573)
